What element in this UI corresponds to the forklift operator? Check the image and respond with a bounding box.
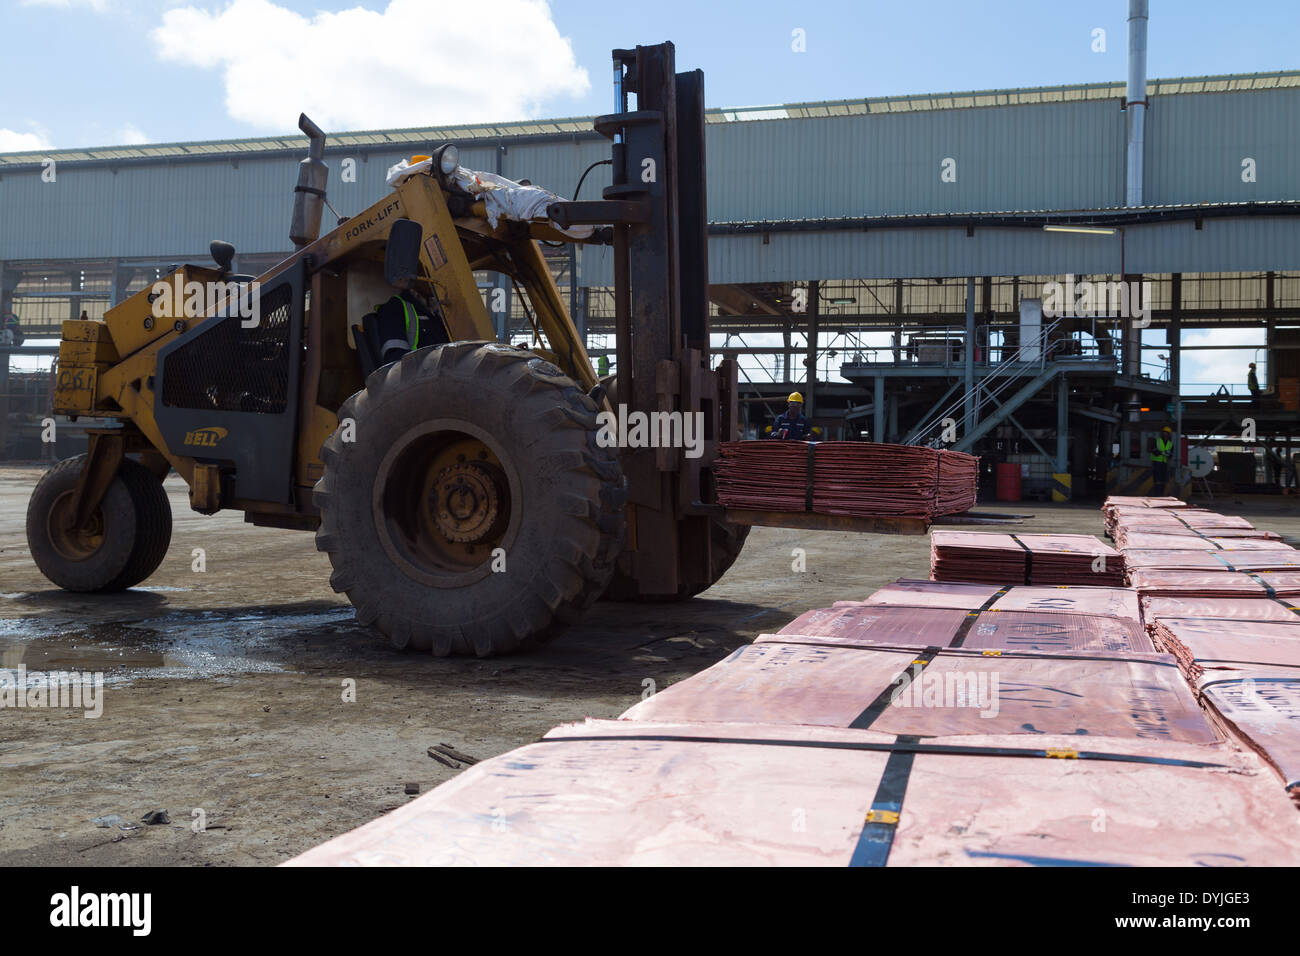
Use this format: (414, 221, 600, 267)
(770, 392, 812, 440)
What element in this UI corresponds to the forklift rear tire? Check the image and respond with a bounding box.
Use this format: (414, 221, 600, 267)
(314, 342, 626, 657)
(605, 518, 749, 602)
(26, 455, 173, 592)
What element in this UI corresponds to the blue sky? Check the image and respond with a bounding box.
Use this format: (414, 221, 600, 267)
(1, 0, 1296, 150)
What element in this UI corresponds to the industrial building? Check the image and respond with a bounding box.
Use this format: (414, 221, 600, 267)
(2, 51, 1298, 498)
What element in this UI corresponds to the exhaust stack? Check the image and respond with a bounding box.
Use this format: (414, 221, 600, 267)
(1125, 0, 1148, 207)
(290, 113, 328, 249)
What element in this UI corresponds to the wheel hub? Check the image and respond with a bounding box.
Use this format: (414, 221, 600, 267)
(374, 428, 516, 581)
(47, 490, 104, 561)
(431, 463, 500, 543)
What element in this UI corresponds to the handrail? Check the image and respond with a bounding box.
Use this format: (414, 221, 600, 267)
(906, 317, 1067, 447)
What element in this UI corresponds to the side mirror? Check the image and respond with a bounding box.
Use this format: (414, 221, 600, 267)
(385, 219, 423, 287)
(210, 240, 236, 276)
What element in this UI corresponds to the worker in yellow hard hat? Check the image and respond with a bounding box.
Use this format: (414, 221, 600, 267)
(769, 391, 812, 440)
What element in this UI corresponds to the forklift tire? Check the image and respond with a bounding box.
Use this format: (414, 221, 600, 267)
(604, 518, 749, 602)
(314, 342, 626, 657)
(26, 455, 173, 592)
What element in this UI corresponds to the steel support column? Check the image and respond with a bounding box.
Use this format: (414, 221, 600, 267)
(805, 280, 819, 420)
(873, 376, 885, 444)
(1057, 373, 1069, 472)
(964, 276, 975, 437)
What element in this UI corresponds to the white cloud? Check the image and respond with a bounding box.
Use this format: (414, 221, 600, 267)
(1179, 327, 1267, 392)
(149, 0, 590, 132)
(0, 127, 53, 153)
(116, 123, 149, 145)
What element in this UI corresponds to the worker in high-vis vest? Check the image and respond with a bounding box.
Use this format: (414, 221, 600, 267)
(1151, 425, 1174, 495)
(372, 294, 421, 364)
(351, 292, 450, 375)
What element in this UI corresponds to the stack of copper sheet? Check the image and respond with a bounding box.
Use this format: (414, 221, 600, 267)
(1124, 549, 1300, 573)
(1127, 569, 1270, 598)
(1142, 595, 1300, 625)
(1128, 567, 1300, 598)
(1176, 512, 1258, 533)
(929, 530, 1027, 584)
(1200, 672, 1300, 794)
(1104, 495, 1189, 509)
(714, 441, 977, 519)
(935, 448, 979, 515)
(1119, 494, 1300, 796)
(286, 719, 1300, 867)
(863, 578, 1002, 608)
(1207, 535, 1289, 549)
(866, 578, 1143, 621)
(779, 599, 1152, 654)
(290, 573, 1300, 866)
(1018, 533, 1125, 585)
(1148, 617, 1300, 791)
(1122, 549, 1228, 571)
(1151, 616, 1300, 682)
(1105, 495, 1284, 552)
(1101, 496, 1190, 536)
(625, 637, 1209, 741)
(989, 583, 1143, 620)
(930, 531, 1123, 586)
(1115, 531, 1216, 551)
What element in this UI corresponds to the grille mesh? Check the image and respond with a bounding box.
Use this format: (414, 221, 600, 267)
(161, 283, 294, 413)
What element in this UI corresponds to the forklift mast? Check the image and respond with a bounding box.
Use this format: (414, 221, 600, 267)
(555, 41, 740, 596)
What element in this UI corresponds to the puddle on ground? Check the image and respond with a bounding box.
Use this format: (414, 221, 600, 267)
(0, 606, 357, 683)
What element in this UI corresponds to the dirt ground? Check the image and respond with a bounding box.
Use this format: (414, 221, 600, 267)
(3, 462, 1300, 866)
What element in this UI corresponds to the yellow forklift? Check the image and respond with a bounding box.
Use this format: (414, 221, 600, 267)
(26, 42, 747, 656)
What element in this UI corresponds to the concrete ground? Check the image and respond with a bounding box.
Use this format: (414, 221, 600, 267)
(3, 462, 1300, 866)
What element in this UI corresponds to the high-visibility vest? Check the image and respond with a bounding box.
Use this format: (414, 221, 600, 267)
(374, 296, 419, 355)
(397, 297, 419, 349)
(1152, 435, 1172, 463)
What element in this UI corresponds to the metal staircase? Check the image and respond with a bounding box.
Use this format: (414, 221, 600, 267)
(905, 318, 1065, 450)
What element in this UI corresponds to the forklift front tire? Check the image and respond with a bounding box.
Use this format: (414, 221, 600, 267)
(26, 455, 173, 592)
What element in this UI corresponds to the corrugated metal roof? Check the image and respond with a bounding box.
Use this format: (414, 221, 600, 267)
(2, 69, 1296, 167)
(580, 214, 1300, 286)
(709, 200, 1300, 230)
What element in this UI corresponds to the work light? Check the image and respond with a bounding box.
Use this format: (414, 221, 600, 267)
(436, 144, 459, 176)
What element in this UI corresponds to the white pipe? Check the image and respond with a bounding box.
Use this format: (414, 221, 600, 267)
(1126, 0, 1149, 207)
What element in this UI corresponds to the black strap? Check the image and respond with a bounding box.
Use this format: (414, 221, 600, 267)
(804, 442, 816, 512)
(848, 584, 1011, 729)
(294, 185, 327, 197)
(1170, 511, 1256, 548)
(1272, 598, 1300, 620)
(1008, 534, 1033, 583)
(546, 733, 1229, 769)
(1162, 512, 1223, 546)
(849, 648, 941, 730)
(849, 734, 919, 867)
(767, 636, 1182, 670)
(1243, 570, 1278, 598)
(947, 584, 1013, 648)
(1208, 550, 1236, 571)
